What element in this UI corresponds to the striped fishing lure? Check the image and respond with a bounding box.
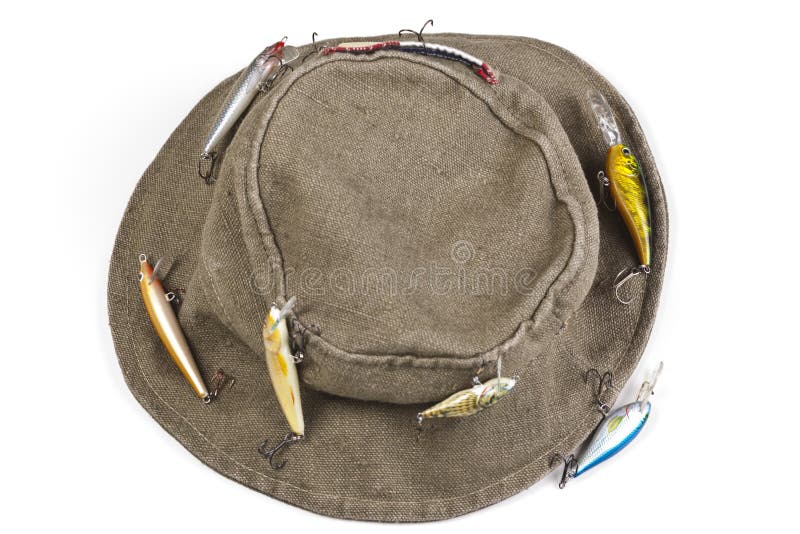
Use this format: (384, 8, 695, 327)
(555, 362, 663, 488)
(321, 40, 498, 84)
(417, 376, 517, 424)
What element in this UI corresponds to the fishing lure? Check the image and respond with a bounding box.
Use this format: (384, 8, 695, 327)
(137, 254, 219, 403)
(417, 359, 517, 424)
(587, 90, 653, 304)
(553, 362, 663, 488)
(198, 39, 300, 183)
(258, 297, 305, 469)
(321, 40, 497, 84)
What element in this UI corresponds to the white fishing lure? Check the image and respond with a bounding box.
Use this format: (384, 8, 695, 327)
(262, 297, 304, 436)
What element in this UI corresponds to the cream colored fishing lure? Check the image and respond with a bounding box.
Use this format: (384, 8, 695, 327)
(262, 298, 304, 436)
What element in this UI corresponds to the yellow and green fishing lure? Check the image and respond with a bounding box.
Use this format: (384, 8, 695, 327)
(605, 143, 651, 268)
(588, 90, 653, 303)
(588, 90, 652, 271)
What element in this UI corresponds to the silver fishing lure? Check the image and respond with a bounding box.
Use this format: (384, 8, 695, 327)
(554, 362, 663, 488)
(198, 39, 300, 182)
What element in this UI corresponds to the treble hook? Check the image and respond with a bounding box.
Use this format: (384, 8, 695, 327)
(290, 318, 319, 363)
(260, 57, 293, 93)
(550, 453, 578, 489)
(399, 19, 434, 48)
(585, 368, 614, 414)
(203, 369, 234, 404)
(613, 265, 650, 305)
(198, 152, 217, 184)
(595, 171, 617, 210)
(258, 432, 304, 469)
(302, 32, 323, 63)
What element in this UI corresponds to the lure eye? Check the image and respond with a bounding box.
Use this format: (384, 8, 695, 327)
(138, 272, 144, 282)
(622, 147, 631, 157)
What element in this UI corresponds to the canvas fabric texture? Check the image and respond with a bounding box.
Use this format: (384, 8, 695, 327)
(108, 33, 667, 522)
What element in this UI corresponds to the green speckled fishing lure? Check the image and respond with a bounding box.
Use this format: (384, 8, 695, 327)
(417, 374, 517, 424)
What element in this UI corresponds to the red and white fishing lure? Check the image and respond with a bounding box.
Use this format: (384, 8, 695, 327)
(321, 40, 498, 84)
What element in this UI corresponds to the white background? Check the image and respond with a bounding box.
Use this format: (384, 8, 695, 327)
(2, 1, 797, 531)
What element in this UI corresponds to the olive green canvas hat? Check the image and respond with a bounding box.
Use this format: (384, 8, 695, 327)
(108, 32, 667, 522)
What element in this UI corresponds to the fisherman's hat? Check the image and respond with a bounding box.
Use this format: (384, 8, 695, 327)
(108, 32, 667, 522)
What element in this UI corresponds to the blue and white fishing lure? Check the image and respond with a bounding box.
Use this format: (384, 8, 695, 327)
(555, 362, 663, 488)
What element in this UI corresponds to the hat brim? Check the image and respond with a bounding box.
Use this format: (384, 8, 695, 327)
(108, 34, 667, 522)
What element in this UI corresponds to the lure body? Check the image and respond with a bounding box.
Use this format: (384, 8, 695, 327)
(263, 304, 304, 436)
(574, 400, 651, 477)
(322, 41, 497, 84)
(606, 144, 652, 267)
(417, 376, 517, 423)
(201, 41, 297, 161)
(138, 255, 210, 401)
(557, 362, 662, 487)
(588, 89, 652, 268)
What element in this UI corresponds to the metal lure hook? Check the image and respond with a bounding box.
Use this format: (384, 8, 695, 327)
(202, 369, 234, 404)
(595, 171, 617, 211)
(399, 19, 434, 48)
(289, 317, 319, 364)
(198, 152, 217, 184)
(585, 368, 615, 414)
(613, 265, 651, 305)
(260, 48, 297, 93)
(258, 432, 304, 469)
(302, 32, 324, 63)
(550, 453, 578, 489)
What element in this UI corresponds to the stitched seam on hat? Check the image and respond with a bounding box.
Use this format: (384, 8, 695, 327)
(117, 233, 627, 505)
(244, 53, 590, 367)
(120, 270, 638, 505)
(202, 196, 238, 332)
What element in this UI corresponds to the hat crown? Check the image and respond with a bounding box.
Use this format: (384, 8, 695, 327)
(195, 43, 599, 403)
